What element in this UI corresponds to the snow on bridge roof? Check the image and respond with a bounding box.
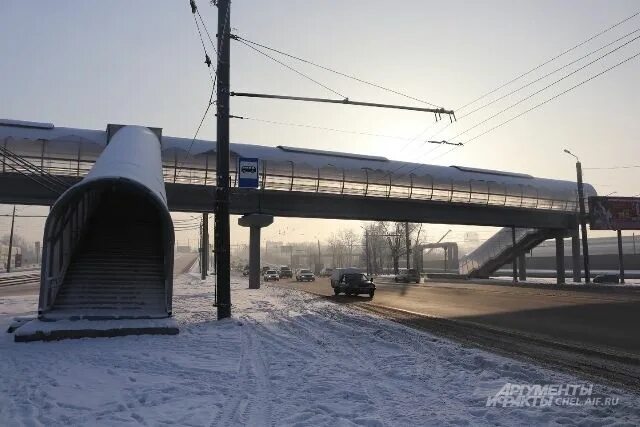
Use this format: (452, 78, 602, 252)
(0, 120, 596, 198)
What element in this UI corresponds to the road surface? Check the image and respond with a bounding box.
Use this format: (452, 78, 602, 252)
(275, 276, 640, 357)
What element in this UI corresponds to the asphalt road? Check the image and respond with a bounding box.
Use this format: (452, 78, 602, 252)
(275, 276, 640, 357)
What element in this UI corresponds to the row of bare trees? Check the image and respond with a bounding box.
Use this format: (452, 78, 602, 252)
(362, 222, 425, 274)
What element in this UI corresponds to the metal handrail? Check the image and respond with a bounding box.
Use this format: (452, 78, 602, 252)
(4, 154, 581, 214)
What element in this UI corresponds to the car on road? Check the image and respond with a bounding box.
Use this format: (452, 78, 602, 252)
(295, 269, 315, 282)
(263, 269, 280, 281)
(279, 266, 293, 279)
(394, 268, 421, 283)
(320, 267, 334, 277)
(332, 272, 375, 297)
(330, 267, 361, 287)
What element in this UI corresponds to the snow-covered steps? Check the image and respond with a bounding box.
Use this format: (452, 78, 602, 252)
(13, 317, 178, 342)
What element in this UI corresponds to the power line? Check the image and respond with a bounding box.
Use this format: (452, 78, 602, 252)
(456, 10, 640, 111)
(584, 165, 640, 170)
(446, 33, 640, 143)
(403, 22, 640, 167)
(234, 35, 443, 108)
(231, 115, 413, 140)
(235, 38, 347, 99)
(422, 49, 640, 165)
(459, 27, 640, 121)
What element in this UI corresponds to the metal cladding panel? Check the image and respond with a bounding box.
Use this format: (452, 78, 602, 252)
(0, 119, 596, 201)
(82, 126, 168, 207)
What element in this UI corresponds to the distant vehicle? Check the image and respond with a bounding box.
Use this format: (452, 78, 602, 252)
(242, 265, 250, 276)
(296, 269, 315, 282)
(279, 266, 293, 279)
(330, 267, 361, 287)
(395, 268, 421, 283)
(320, 267, 334, 277)
(261, 266, 270, 275)
(593, 273, 619, 284)
(263, 270, 280, 281)
(332, 272, 375, 297)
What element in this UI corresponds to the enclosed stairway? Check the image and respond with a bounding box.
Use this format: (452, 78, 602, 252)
(46, 190, 168, 320)
(459, 228, 554, 279)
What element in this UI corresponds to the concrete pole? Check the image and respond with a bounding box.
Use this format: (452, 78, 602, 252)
(617, 230, 625, 284)
(201, 213, 208, 279)
(571, 226, 581, 283)
(249, 226, 261, 289)
(518, 254, 527, 281)
(576, 161, 591, 283)
(512, 227, 518, 283)
(556, 235, 565, 285)
(6, 206, 15, 273)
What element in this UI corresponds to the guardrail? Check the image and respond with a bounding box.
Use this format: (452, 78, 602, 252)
(2, 154, 579, 213)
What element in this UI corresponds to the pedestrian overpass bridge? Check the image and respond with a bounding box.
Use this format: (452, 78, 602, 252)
(0, 119, 596, 322)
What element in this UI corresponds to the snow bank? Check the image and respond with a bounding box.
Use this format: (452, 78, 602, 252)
(1, 274, 639, 426)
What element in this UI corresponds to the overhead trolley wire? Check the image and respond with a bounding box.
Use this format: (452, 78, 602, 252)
(455, 10, 640, 111)
(445, 34, 640, 143)
(393, 11, 640, 165)
(416, 49, 640, 167)
(235, 38, 347, 99)
(234, 35, 443, 108)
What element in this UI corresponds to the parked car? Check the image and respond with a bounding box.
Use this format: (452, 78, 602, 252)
(394, 268, 421, 283)
(320, 267, 334, 277)
(263, 269, 280, 281)
(332, 272, 375, 297)
(261, 266, 270, 275)
(296, 269, 315, 282)
(279, 266, 293, 279)
(242, 265, 250, 276)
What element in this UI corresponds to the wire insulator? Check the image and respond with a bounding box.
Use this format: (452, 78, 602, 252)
(205, 54, 212, 67)
(190, 0, 197, 14)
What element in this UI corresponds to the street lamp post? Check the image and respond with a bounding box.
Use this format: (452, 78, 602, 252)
(564, 149, 591, 283)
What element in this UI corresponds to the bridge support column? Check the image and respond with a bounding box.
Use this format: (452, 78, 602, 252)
(238, 214, 273, 289)
(571, 227, 581, 283)
(518, 254, 527, 281)
(556, 235, 565, 285)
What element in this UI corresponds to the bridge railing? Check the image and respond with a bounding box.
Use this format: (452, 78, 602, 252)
(2, 151, 579, 213)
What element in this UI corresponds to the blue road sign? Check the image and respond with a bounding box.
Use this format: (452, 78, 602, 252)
(238, 157, 259, 188)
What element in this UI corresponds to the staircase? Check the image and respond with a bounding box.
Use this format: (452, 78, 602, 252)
(460, 228, 554, 279)
(47, 192, 168, 320)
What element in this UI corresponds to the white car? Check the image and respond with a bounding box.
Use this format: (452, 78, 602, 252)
(263, 270, 280, 281)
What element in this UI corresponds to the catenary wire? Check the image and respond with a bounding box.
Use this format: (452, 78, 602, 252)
(455, 10, 640, 111)
(234, 35, 443, 108)
(236, 38, 347, 99)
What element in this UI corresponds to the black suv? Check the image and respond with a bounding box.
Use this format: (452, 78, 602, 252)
(333, 273, 375, 297)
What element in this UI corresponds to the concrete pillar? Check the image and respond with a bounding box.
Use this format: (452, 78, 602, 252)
(511, 227, 518, 283)
(238, 214, 273, 289)
(556, 235, 565, 285)
(518, 254, 527, 281)
(571, 228, 581, 283)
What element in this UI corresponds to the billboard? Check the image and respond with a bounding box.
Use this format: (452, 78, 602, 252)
(588, 197, 640, 230)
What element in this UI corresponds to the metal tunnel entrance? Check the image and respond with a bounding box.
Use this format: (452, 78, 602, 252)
(38, 126, 174, 320)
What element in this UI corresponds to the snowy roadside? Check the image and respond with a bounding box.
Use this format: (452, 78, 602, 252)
(1, 274, 639, 426)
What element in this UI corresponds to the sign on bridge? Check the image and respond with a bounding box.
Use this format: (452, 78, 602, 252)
(589, 197, 640, 230)
(238, 157, 259, 188)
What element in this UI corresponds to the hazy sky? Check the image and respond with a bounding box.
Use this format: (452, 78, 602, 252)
(1, 1, 639, 245)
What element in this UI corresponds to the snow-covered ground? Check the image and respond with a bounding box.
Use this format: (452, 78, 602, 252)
(1, 274, 640, 426)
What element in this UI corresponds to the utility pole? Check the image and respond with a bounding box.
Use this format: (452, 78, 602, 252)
(317, 239, 321, 272)
(214, 0, 232, 319)
(6, 206, 15, 273)
(365, 230, 370, 276)
(405, 222, 411, 270)
(564, 149, 590, 283)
